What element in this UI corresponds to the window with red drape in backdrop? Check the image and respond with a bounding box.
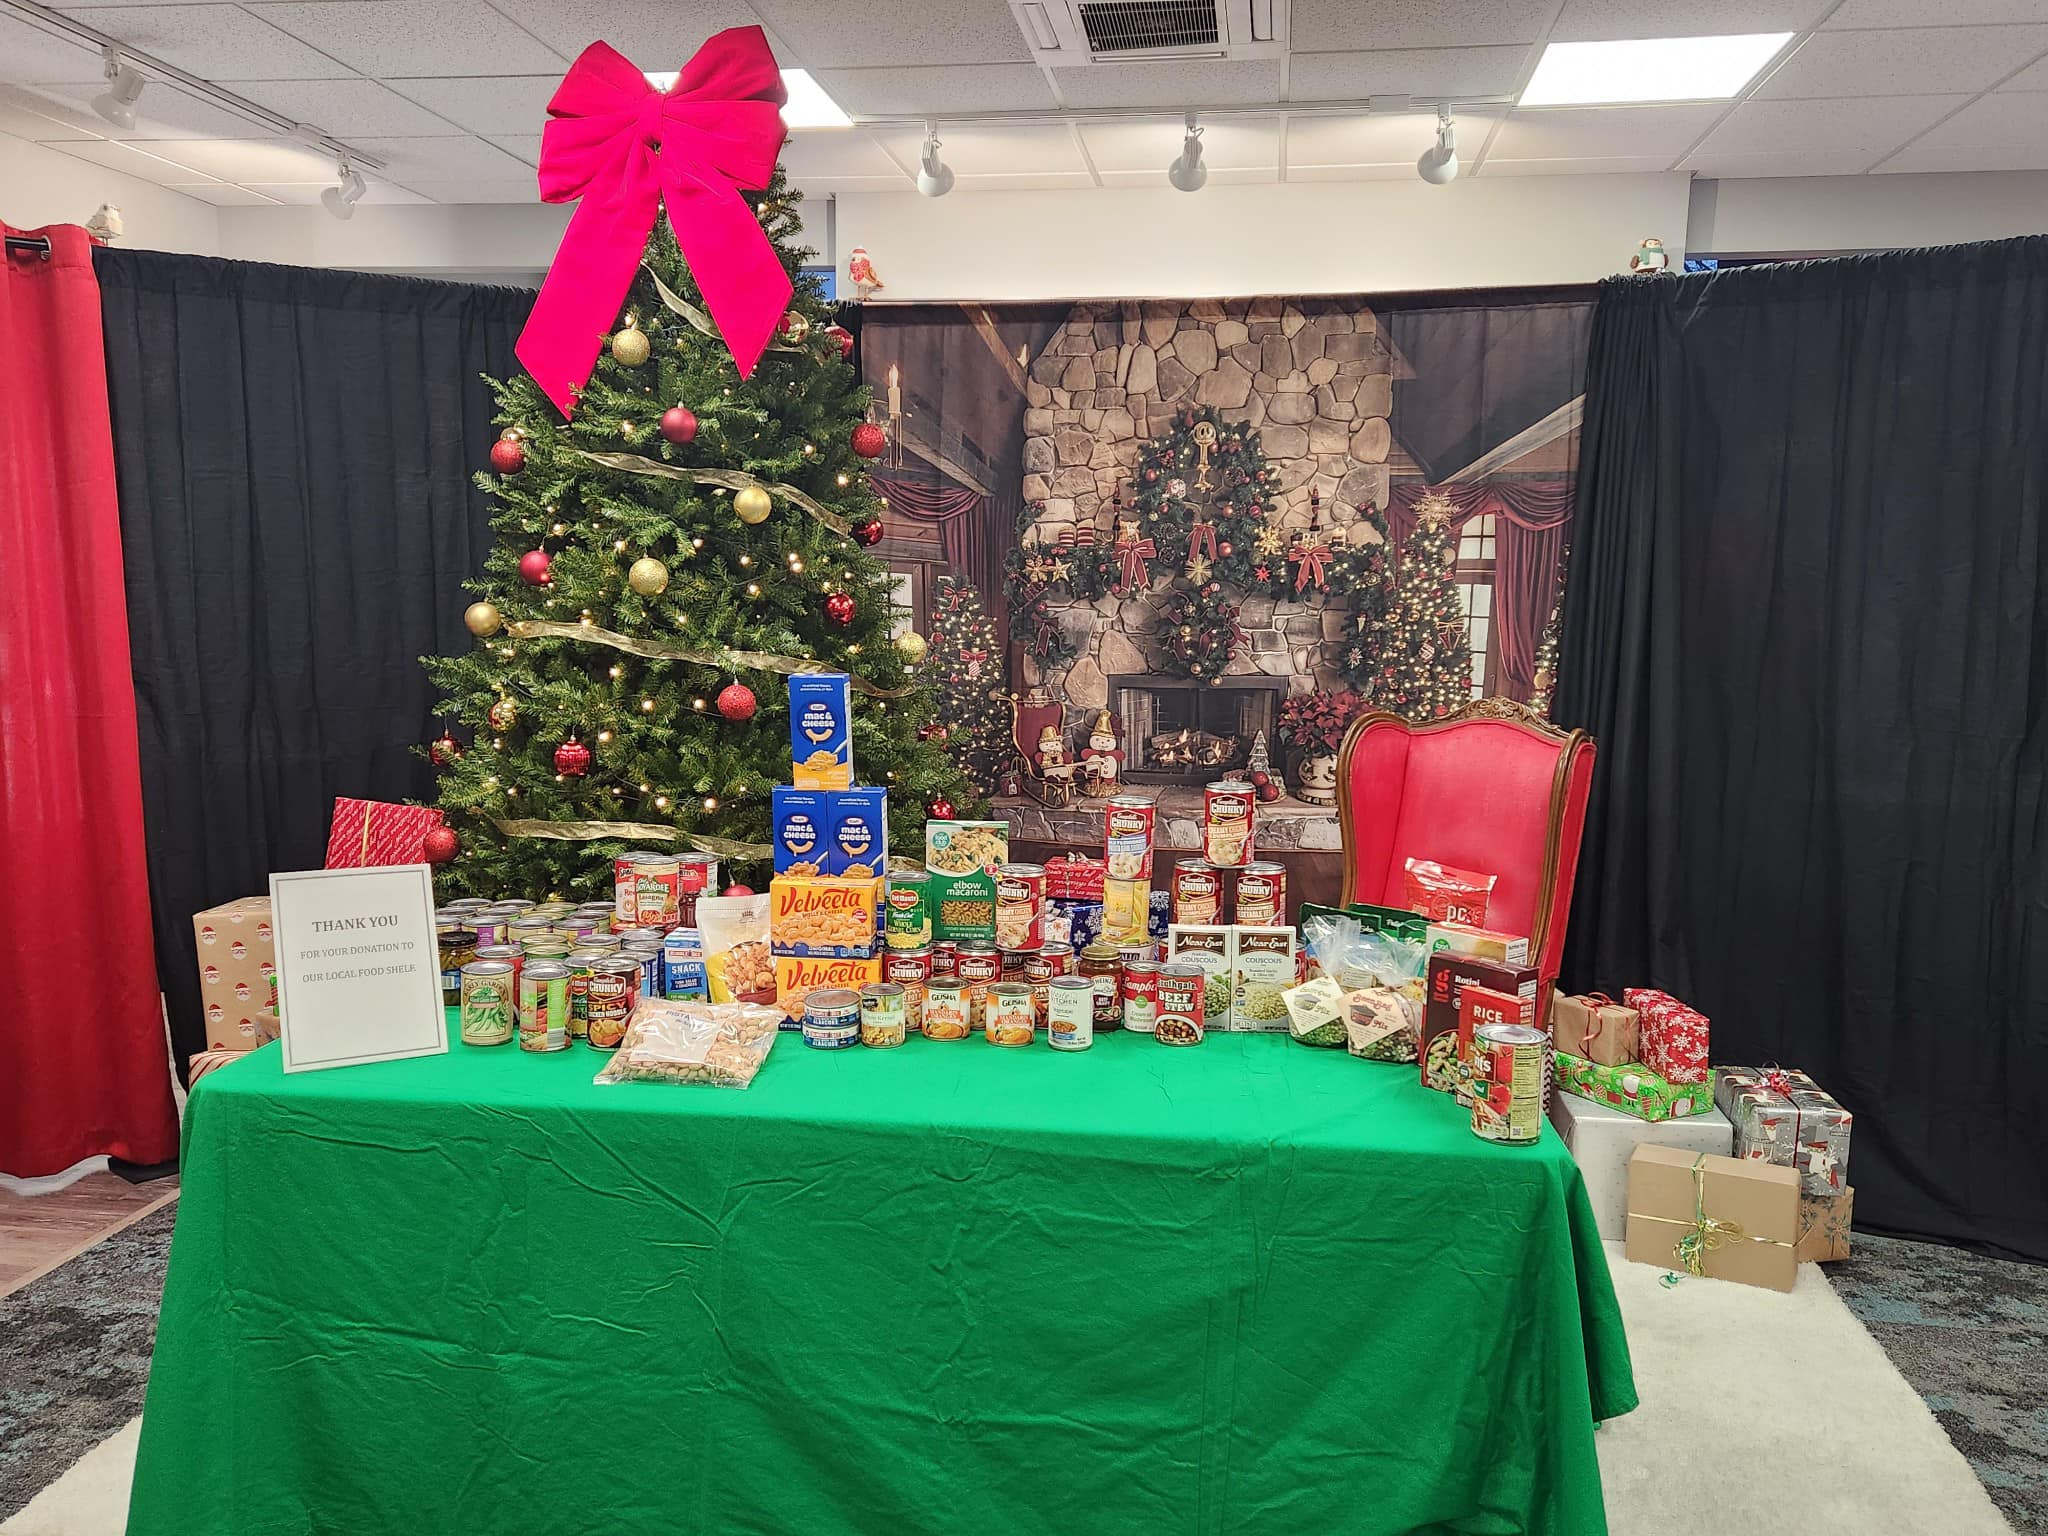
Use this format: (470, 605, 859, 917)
(0, 225, 177, 1176)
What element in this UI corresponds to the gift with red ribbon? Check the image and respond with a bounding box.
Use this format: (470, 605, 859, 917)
(516, 29, 793, 417)
(324, 799, 447, 869)
(1115, 527, 1156, 593)
(1713, 1065, 1853, 1196)
(1624, 986, 1711, 1085)
(1553, 992, 1639, 1066)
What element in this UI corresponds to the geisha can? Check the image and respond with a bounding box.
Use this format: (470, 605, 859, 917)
(985, 982, 1035, 1047)
(458, 959, 515, 1046)
(882, 947, 931, 1034)
(1235, 862, 1287, 926)
(921, 977, 971, 1040)
(1122, 958, 1162, 1035)
(994, 863, 1047, 951)
(1155, 962, 1207, 1046)
(1202, 780, 1257, 868)
(1172, 859, 1224, 926)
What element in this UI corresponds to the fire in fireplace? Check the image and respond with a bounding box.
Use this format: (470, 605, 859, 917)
(1109, 674, 1286, 785)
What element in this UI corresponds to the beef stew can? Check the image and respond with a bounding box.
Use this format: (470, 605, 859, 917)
(1234, 862, 1287, 927)
(1155, 962, 1207, 1046)
(1202, 780, 1257, 868)
(1172, 859, 1225, 926)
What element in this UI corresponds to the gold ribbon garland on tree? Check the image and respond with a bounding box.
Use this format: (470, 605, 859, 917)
(565, 449, 854, 536)
(488, 816, 771, 859)
(502, 619, 914, 699)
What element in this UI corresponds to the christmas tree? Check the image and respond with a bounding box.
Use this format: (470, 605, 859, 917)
(926, 575, 1011, 798)
(1378, 491, 1474, 720)
(1527, 552, 1566, 718)
(422, 166, 966, 897)
(1337, 501, 1396, 701)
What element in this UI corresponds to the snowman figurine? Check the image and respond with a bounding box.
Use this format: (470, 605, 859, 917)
(1036, 724, 1077, 807)
(1629, 236, 1670, 274)
(1081, 710, 1125, 798)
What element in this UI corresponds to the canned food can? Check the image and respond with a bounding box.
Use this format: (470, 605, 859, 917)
(474, 943, 523, 995)
(565, 948, 609, 1039)
(509, 917, 555, 947)
(521, 933, 572, 960)
(883, 947, 931, 1033)
(532, 902, 579, 920)
(985, 982, 1035, 1047)
(1471, 1023, 1547, 1145)
(615, 851, 659, 925)
(441, 897, 490, 913)
(1235, 862, 1287, 926)
(459, 959, 516, 1046)
(518, 961, 572, 1052)
(884, 872, 933, 951)
(1155, 962, 1207, 1046)
(1047, 975, 1095, 1051)
(1202, 780, 1257, 868)
(1079, 942, 1122, 1032)
(630, 854, 682, 929)
(573, 932, 622, 954)
(1171, 859, 1224, 926)
(1122, 958, 1162, 1034)
(490, 899, 537, 913)
(930, 941, 960, 979)
(1116, 939, 1156, 966)
(999, 947, 1032, 982)
(859, 983, 908, 1048)
(802, 987, 862, 1049)
(1103, 876, 1151, 944)
(678, 852, 721, 899)
(468, 915, 509, 948)
(585, 958, 640, 1050)
(437, 928, 479, 1007)
(921, 977, 971, 1040)
(1103, 794, 1157, 882)
(956, 945, 1001, 1033)
(994, 863, 1047, 951)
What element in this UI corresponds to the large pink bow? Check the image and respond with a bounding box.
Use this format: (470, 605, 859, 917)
(516, 31, 792, 417)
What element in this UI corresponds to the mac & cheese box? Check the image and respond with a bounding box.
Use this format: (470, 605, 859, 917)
(772, 788, 828, 873)
(769, 874, 883, 959)
(788, 674, 853, 788)
(827, 787, 889, 877)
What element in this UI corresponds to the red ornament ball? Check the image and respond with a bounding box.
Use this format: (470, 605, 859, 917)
(429, 733, 463, 767)
(518, 548, 552, 585)
(851, 517, 884, 548)
(422, 825, 459, 864)
(723, 882, 754, 897)
(553, 739, 592, 777)
(716, 682, 757, 722)
(489, 437, 526, 475)
(659, 406, 698, 444)
(927, 796, 956, 821)
(850, 422, 887, 460)
(1218, 541, 1233, 557)
(1255, 780, 1283, 803)
(824, 591, 856, 626)
(824, 323, 855, 361)
(1250, 770, 1269, 787)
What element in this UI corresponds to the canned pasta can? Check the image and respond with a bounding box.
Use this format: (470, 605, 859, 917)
(1047, 975, 1095, 1051)
(994, 863, 1047, 951)
(630, 855, 682, 929)
(459, 959, 515, 1046)
(1155, 963, 1206, 1046)
(985, 982, 1035, 1047)
(859, 983, 908, 1048)
(1202, 780, 1257, 868)
(1235, 862, 1287, 926)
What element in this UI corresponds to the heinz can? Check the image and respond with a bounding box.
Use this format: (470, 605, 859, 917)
(1171, 859, 1224, 926)
(1155, 962, 1206, 1046)
(1471, 1023, 1547, 1145)
(985, 982, 1035, 1047)
(1235, 862, 1287, 927)
(921, 977, 971, 1040)
(802, 987, 861, 1049)
(882, 947, 931, 1034)
(518, 961, 572, 1052)
(630, 855, 682, 929)
(884, 872, 933, 951)
(585, 959, 639, 1050)
(459, 959, 515, 1046)
(994, 863, 1047, 951)
(859, 983, 908, 1048)
(1122, 958, 1162, 1035)
(614, 850, 659, 925)
(1047, 975, 1095, 1051)
(1103, 793, 1158, 881)
(1202, 780, 1257, 868)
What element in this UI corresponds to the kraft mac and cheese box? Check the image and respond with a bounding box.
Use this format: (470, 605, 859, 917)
(827, 787, 889, 877)
(788, 673, 853, 789)
(772, 788, 830, 873)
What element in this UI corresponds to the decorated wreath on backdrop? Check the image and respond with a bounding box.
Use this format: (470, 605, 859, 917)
(1003, 405, 1398, 681)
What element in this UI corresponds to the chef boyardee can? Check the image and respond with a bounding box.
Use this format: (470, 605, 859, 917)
(1471, 1022, 1546, 1145)
(459, 959, 515, 1047)
(803, 987, 861, 1049)
(1047, 975, 1095, 1052)
(519, 961, 571, 1052)
(859, 983, 908, 1048)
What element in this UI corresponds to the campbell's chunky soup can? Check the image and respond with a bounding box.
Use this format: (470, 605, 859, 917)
(956, 946, 1001, 1034)
(1155, 962, 1207, 1046)
(1235, 862, 1287, 927)
(1202, 780, 1256, 868)
(994, 863, 1047, 951)
(1172, 859, 1224, 926)
(585, 959, 639, 1050)
(1103, 794, 1157, 881)
(883, 947, 931, 1033)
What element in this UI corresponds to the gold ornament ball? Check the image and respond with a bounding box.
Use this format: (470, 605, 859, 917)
(628, 556, 670, 596)
(779, 310, 811, 345)
(894, 630, 929, 663)
(464, 601, 504, 637)
(610, 324, 651, 367)
(734, 484, 773, 525)
(487, 697, 518, 731)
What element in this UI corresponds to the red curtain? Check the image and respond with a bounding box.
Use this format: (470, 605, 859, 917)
(870, 475, 1007, 635)
(1388, 482, 1572, 699)
(0, 225, 177, 1174)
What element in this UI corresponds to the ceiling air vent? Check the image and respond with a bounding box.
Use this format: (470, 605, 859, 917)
(1012, 0, 1283, 63)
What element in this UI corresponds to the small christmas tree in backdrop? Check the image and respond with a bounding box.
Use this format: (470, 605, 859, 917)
(1527, 549, 1566, 719)
(1336, 500, 1396, 702)
(422, 30, 967, 897)
(1377, 491, 1474, 721)
(925, 575, 1012, 798)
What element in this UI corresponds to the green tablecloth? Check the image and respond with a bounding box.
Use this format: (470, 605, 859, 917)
(130, 1018, 1634, 1536)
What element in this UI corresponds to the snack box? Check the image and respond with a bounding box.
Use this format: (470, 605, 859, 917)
(1166, 924, 1236, 1030)
(1427, 921, 1531, 969)
(769, 875, 884, 959)
(1230, 925, 1297, 1033)
(1422, 952, 1539, 1094)
(1454, 983, 1537, 1107)
(788, 673, 853, 789)
(774, 954, 882, 1028)
(661, 928, 707, 999)
(925, 819, 1008, 875)
(771, 788, 829, 874)
(931, 872, 997, 945)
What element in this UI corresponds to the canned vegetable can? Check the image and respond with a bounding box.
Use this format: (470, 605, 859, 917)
(459, 959, 515, 1046)
(518, 961, 572, 1052)
(1047, 975, 1095, 1051)
(1470, 1023, 1547, 1145)
(859, 983, 908, 1048)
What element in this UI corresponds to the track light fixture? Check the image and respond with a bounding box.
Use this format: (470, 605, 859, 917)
(91, 48, 145, 131)
(1168, 114, 1207, 192)
(915, 122, 954, 197)
(321, 160, 366, 220)
(1417, 105, 1458, 185)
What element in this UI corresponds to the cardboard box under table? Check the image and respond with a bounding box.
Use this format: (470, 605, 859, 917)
(1625, 1145, 1800, 1291)
(191, 896, 278, 1052)
(1550, 1091, 1733, 1240)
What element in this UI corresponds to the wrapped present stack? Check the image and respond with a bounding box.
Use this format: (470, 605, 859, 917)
(1716, 1065, 1855, 1263)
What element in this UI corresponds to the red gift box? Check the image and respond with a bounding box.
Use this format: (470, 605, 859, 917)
(1625, 987, 1711, 1085)
(324, 798, 446, 868)
(1045, 853, 1107, 901)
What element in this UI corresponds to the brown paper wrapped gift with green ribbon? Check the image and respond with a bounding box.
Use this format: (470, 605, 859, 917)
(1552, 993, 1638, 1066)
(1624, 1145, 1799, 1291)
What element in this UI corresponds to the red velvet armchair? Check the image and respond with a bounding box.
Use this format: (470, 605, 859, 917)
(1335, 699, 1596, 983)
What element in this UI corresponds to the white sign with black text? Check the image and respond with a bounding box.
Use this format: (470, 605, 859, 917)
(270, 864, 448, 1073)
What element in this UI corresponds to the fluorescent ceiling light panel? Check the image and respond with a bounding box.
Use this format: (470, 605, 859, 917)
(1520, 34, 1792, 106)
(642, 68, 850, 128)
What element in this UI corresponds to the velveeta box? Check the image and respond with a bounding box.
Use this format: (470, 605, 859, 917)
(769, 875, 883, 958)
(775, 954, 881, 1027)
(827, 787, 889, 878)
(771, 787, 829, 873)
(788, 673, 853, 789)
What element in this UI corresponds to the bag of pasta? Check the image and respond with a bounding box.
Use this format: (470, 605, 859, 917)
(697, 893, 775, 1005)
(594, 997, 784, 1088)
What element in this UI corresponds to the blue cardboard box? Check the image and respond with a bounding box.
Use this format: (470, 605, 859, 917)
(772, 788, 830, 873)
(826, 787, 889, 878)
(788, 673, 853, 789)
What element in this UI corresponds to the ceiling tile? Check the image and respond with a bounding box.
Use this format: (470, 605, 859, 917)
(749, 0, 1027, 67)
(251, 0, 565, 78)
(811, 64, 1057, 115)
(31, 138, 222, 179)
(1288, 46, 1529, 100)
(1101, 165, 1277, 186)
(161, 181, 286, 205)
(950, 171, 1099, 189)
(2001, 57, 2048, 90)
(485, 134, 542, 164)
(1291, 0, 1556, 53)
(232, 78, 465, 137)
(1891, 88, 2048, 147)
(1549, 0, 1828, 42)
(1754, 27, 2048, 99)
(1476, 154, 1680, 174)
(1288, 108, 1504, 168)
(1052, 60, 1282, 109)
(1080, 116, 1280, 172)
(65, 5, 354, 80)
(384, 76, 559, 136)
(23, 79, 276, 138)
(390, 178, 544, 203)
(873, 122, 1087, 176)
(344, 134, 536, 181)
(1690, 94, 1965, 158)
(1679, 148, 1901, 176)
(783, 175, 913, 194)
(778, 129, 907, 178)
(238, 178, 434, 205)
(0, 85, 104, 140)
(0, 13, 108, 82)
(476, 0, 760, 73)
(1492, 104, 1724, 159)
(1877, 140, 2048, 172)
(82, 135, 341, 178)
(1825, 0, 2047, 24)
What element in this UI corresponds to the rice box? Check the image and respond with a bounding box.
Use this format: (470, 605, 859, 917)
(1166, 924, 1235, 1030)
(826, 787, 889, 878)
(771, 787, 829, 874)
(788, 673, 853, 789)
(1230, 925, 1297, 1033)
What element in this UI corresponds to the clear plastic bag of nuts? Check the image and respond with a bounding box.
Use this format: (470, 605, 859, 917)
(593, 997, 785, 1088)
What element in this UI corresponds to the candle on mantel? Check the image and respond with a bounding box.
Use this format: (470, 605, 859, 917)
(887, 363, 902, 419)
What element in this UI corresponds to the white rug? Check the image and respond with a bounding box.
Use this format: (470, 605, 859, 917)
(4, 1249, 2014, 1536)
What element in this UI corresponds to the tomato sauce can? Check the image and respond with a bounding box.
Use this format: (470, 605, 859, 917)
(678, 852, 721, 901)
(1047, 975, 1095, 1051)
(882, 947, 931, 1034)
(1155, 962, 1207, 1046)
(859, 983, 908, 1048)
(1172, 859, 1225, 926)
(459, 959, 515, 1047)
(585, 958, 639, 1050)
(1122, 958, 1162, 1035)
(1471, 1023, 1547, 1144)
(1235, 862, 1287, 927)
(994, 862, 1047, 951)
(802, 987, 862, 1049)
(518, 961, 572, 1052)
(986, 982, 1036, 1047)
(921, 977, 971, 1040)
(1202, 780, 1257, 867)
(1103, 794, 1158, 881)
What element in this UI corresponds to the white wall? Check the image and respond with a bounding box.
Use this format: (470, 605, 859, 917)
(1688, 171, 2048, 256)
(0, 133, 219, 255)
(833, 174, 1693, 300)
(217, 201, 568, 279)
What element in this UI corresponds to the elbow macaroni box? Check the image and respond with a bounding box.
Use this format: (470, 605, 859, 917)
(1231, 925, 1298, 1034)
(827, 787, 889, 878)
(1166, 924, 1236, 1030)
(788, 673, 853, 789)
(926, 819, 1006, 945)
(770, 874, 883, 959)
(775, 954, 882, 1027)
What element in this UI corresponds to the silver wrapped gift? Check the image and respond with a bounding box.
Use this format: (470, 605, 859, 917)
(1714, 1066, 1852, 1197)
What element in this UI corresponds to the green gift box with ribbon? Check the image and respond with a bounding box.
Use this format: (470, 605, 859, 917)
(1554, 1050, 1715, 1122)
(1625, 1146, 1799, 1291)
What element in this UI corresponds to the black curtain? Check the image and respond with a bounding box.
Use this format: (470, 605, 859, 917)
(1555, 238, 2048, 1261)
(95, 250, 533, 1071)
